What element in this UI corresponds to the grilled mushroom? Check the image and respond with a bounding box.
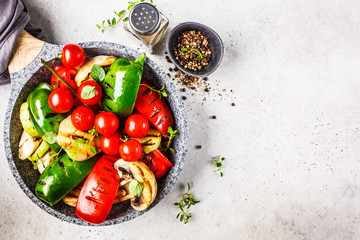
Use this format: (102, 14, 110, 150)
(114, 159, 157, 211)
(57, 115, 101, 161)
(75, 55, 116, 87)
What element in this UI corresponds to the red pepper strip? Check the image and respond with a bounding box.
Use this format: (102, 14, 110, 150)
(76, 155, 120, 224)
(51, 65, 78, 90)
(140, 149, 173, 179)
(135, 78, 174, 136)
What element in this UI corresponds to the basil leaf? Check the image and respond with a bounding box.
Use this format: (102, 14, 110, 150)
(91, 64, 105, 82)
(129, 180, 144, 196)
(80, 85, 96, 99)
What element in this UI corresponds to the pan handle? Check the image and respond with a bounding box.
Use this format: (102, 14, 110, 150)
(8, 30, 45, 74)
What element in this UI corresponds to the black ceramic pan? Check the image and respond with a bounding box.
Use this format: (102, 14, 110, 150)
(4, 31, 188, 225)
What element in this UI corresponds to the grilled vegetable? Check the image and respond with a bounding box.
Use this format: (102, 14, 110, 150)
(140, 149, 173, 179)
(114, 159, 157, 211)
(76, 155, 120, 224)
(18, 131, 42, 160)
(100, 53, 146, 118)
(63, 184, 126, 207)
(35, 153, 100, 206)
(135, 79, 174, 135)
(57, 115, 101, 161)
(20, 102, 39, 138)
(130, 128, 161, 154)
(28, 139, 50, 162)
(27, 83, 68, 152)
(75, 55, 117, 87)
(36, 149, 56, 174)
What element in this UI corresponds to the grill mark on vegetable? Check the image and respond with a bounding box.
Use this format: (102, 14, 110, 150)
(156, 115, 167, 126)
(100, 177, 111, 183)
(141, 140, 154, 146)
(103, 166, 113, 173)
(104, 82, 114, 89)
(38, 181, 47, 186)
(150, 108, 161, 118)
(142, 88, 150, 96)
(36, 190, 44, 196)
(85, 196, 102, 204)
(104, 94, 114, 101)
(149, 96, 158, 105)
(93, 183, 107, 194)
(45, 112, 57, 119)
(105, 105, 113, 111)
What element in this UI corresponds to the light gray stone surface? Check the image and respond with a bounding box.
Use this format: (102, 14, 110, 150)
(1, 0, 360, 239)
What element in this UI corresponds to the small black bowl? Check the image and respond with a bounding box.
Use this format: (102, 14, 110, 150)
(166, 22, 224, 78)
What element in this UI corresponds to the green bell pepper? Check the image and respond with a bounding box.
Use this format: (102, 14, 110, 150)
(35, 154, 100, 206)
(101, 53, 146, 118)
(27, 83, 67, 152)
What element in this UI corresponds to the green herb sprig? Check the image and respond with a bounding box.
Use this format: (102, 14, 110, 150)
(180, 48, 204, 60)
(174, 183, 200, 224)
(97, 0, 154, 33)
(162, 127, 179, 154)
(91, 64, 106, 82)
(213, 155, 225, 177)
(140, 84, 168, 98)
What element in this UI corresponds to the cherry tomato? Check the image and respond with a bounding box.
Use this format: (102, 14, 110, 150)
(100, 133, 123, 155)
(125, 114, 150, 138)
(94, 112, 119, 136)
(48, 88, 74, 113)
(77, 81, 103, 105)
(61, 44, 86, 69)
(119, 139, 143, 162)
(51, 65, 78, 90)
(71, 106, 95, 131)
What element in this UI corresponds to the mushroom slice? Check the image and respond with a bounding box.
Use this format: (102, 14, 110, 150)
(19, 130, 42, 160)
(75, 55, 116, 87)
(114, 159, 157, 211)
(57, 115, 101, 161)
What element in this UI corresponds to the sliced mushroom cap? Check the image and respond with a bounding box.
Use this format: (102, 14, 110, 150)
(114, 159, 157, 211)
(57, 115, 101, 161)
(75, 55, 116, 87)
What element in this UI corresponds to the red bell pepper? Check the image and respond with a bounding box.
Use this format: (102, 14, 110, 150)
(76, 155, 120, 224)
(140, 149, 173, 179)
(135, 79, 174, 136)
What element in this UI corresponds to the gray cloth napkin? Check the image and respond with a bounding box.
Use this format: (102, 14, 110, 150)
(0, 0, 45, 85)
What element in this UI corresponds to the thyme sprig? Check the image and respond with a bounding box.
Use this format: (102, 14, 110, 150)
(97, 0, 154, 33)
(162, 127, 179, 154)
(140, 84, 168, 98)
(213, 155, 225, 177)
(180, 48, 204, 60)
(174, 183, 200, 224)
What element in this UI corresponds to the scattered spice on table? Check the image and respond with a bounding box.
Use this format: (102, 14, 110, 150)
(195, 145, 203, 149)
(174, 30, 211, 71)
(211, 115, 217, 119)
